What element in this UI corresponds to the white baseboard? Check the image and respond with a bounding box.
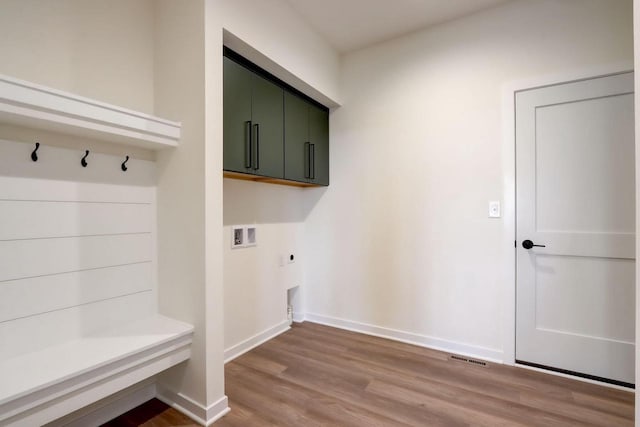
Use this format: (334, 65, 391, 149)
(156, 388, 229, 427)
(304, 312, 504, 363)
(224, 320, 291, 363)
(47, 381, 156, 427)
(47, 380, 231, 427)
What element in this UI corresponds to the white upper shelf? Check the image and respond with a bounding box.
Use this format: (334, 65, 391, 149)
(0, 74, 180, 150)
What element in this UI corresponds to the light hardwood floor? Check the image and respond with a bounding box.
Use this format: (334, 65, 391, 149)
(105, 322, 634, 426)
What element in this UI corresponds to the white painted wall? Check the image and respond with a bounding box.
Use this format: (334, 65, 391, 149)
(223, 179, 306, 355)
(204, 1, 228, 419)
(634, 0, 640, 421)
(0, 0, 155, 114)
(155, 0, 228, 420)
(215, 0, 340, 361)
(304, 0, 633, 360)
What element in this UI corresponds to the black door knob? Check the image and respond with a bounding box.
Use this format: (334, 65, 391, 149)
(522, 239, 546, 250)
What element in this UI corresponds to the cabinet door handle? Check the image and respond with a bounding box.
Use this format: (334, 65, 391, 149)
(253, 124, 260, 170)
(310, 143, 315, 180)
(244, 121, 252, 168)
(304, 142, 311, 178)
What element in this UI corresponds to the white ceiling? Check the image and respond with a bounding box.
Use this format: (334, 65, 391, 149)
(285, 0, 511, 53)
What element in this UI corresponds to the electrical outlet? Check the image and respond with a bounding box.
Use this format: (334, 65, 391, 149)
(488, 201, 501, 218)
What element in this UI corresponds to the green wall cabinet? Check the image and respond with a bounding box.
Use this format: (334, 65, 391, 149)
(284, 92, 329, 186)
(223, 56, 284, 179)
(224, 52, 329, 186)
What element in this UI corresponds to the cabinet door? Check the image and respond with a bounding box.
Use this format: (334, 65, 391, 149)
(223, 57, 253, 173)
(309, 104, 329, 186)
(251, 74, 284, 178)
(284, 92, 309, 183)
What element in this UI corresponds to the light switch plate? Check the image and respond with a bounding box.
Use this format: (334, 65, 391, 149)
(489, 201, 501, 218)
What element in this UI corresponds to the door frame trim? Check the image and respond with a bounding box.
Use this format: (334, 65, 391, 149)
(500, 61, 634, 365)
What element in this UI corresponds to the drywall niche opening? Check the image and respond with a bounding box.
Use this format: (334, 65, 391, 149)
(246, 226, 256, 246)
(231, 226, 244, 248)
(287, 286, 302, 324)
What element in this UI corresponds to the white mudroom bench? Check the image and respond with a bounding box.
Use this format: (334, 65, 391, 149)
(0, 315, 193, 426)
(0, 74, 188, 426)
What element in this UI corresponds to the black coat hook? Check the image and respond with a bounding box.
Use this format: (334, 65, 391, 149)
(121, 155, 129, 172)
(81, 150, 89, 168)
(31, 142, 40, 162)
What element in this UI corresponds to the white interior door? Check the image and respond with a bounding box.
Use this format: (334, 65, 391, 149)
(515, 72, 635, 386)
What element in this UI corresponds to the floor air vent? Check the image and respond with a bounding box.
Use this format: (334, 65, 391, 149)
(450, 355, 487, 367)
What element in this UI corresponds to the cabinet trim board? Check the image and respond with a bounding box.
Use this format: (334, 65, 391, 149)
(224, 47, 329, 113)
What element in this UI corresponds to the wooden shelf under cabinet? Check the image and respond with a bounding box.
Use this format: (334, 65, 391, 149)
(224, 170, 319, 187)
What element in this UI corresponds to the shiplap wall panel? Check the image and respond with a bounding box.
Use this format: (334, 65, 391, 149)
(0, 139, 157, 360)
(0, 292, 155, 360)
(0, 139, 155, 186)
(0, 176, 154, 203)
(0, 262, 152, 323)
(0, 201, 151, 240)
(0, 234, 152, 282)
